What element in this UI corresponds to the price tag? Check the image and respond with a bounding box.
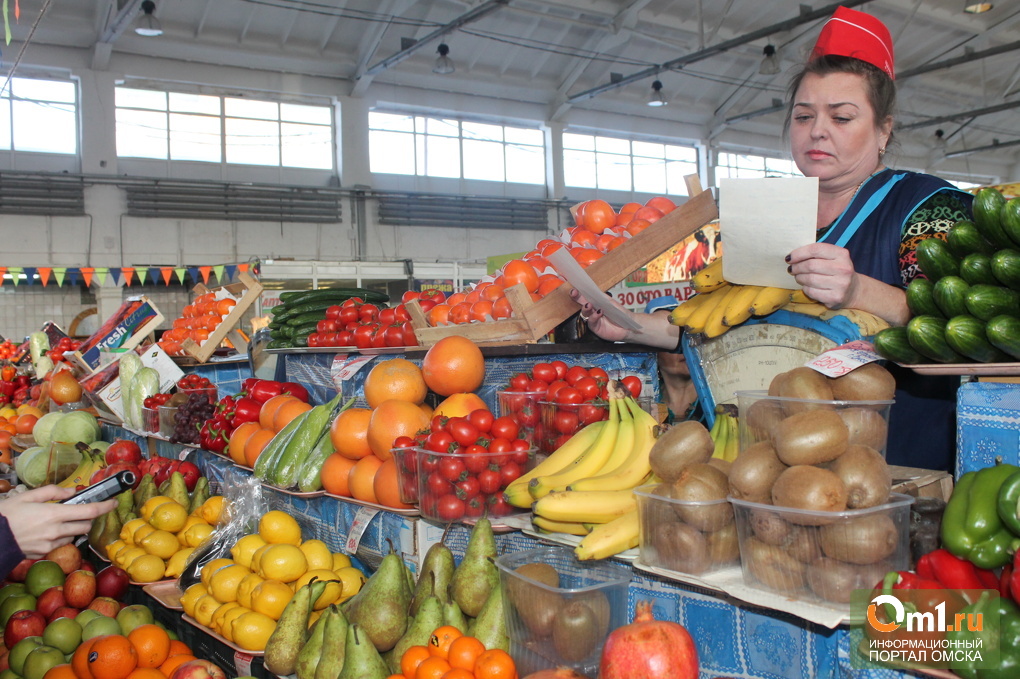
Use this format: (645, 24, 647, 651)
(330, 354, 373, 390)
(805, 341, 882, 378)
(345, 506, 379, 554)
(232, 651, 253, 677)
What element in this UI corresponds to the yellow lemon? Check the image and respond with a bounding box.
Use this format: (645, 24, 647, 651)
(293, 570, 342, 610)
(164, 547, 195, 578)
(180, 583, 208, 617)
(236, 573, 265, 609)
(140, 495, 175, 521)
(231, 611, 276, 652)
(250, 580, 294, 621)
(132, 523, 156, 544)
(219, 605, 250, 642)
(211, 601, 241, 634)
(230, 534, 267, 570)
(331, 553, 352, 571)
(183, 523, 215, 548)
(104, 540, 127, 560)
(115, 546, 146, 569)
(139, 529, 179, 560)
(258, 544, 307, 583)
(209, 564, 251, 604)
(0, 406, 16, 420)
(127, 554, 166, 583)
(199, 496, 227, 525)
(249, 544, 273, 574)
(120, 519, 147, 545)
(307, 609, 323, 628)
(258, 511, 302, 545)
(334, 567, 367, 602)
(150, 502, 189, 532)
(193, 595, 222, 628)
(200, 558, 236, 588)
(298, 540, 332, 571)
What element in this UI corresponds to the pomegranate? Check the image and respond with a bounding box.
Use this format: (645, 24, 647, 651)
(598, 601, 699, 679)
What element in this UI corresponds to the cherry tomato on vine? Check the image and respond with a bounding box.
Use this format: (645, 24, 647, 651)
(532, 362, 557, 384)
(437, 494, 466, 521)
(438, 456, 467, 482)
(467, 409, 494, 434)
(448, 418, 480, 447)
(426, 430, 455, 454)
(565, 366, 590, 386)
(490, 416, 519, 441)
(509, 373, 531, 390)
(574, 376, 601, 402)
(550, 360, 569, 380)
(554, 387, 583, 406)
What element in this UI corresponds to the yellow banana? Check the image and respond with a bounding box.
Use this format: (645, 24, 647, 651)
(783, 301, 830, 317)
(566, 395, 634, 490)
(722, 284, 763, 327)
(835, 308, 890, 336)
(533, 488, 638, 524)
(789, 289, 817, 304)
(710, 409, 730, 461)
(724, 413, 740, 462)
(702, 284, 744, 338)
(750, 286, 794, 316)
(691, 258, 726, 293)
(568, 398, 656, 492)
(58, 449, 99, 488)
(531, 515, 591, 536)
(504, 421, 606, 507)
(669, 291, 715, 327)
(684, 286, 731, 334)
(575, 510, 640, 561)
(529, 398, 622, 499)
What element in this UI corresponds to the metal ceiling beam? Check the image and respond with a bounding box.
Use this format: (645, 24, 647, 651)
(897, 100, 1020, 131)
(945, 138, 1020, 159)
(361, 0, 510, 79)
(898, 40, 1020, 80)
(565, 0, 873, 103)
(92, 0, 144, 70)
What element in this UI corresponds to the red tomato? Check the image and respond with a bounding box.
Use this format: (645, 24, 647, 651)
(437, 494, 466, 521)
(454, 476, 480, 500)
(486, 494, 512, 517)
(527, 378, 549, 393)
(553, 409, 580, 434)
(426, 430, 455, 454)
(546, 379, 569, 401)
(383, 325, 405, 347)
(339, 306, 359, 324)
(587, 367, 609, 384)
(554, 387, 583, 406)
(427, 473, 452, 496)
(337, 330, 354, 346)
(464, 496, 486, 518)
(353, 324, 375, 348)
(359, 303, 380, 321)
(565, 366, 590, 386)
(448, 418, 480, 447)
(467, 409, 494, 434)
(394, 305, 411, 323)
(377, 307, 396, 325)
(490, 416, 519, 441)
(464, 450, 490, 474)
(477, 468, 501, 495)
(574, 376, 601, 402)
(500, 462, 523, 486)
(551, 360, 569, 380)
(438, 456, 467, 482)
(578, 403, 607, 426)
(401, 291, 420, 303)
(488, 438, 512, 455)
(420, 289, 447, 303)
(393, 435, 415, 448)
(509, 373, 531, 390)
(421, 455, 440, 474)
(621, 375, 643, 398)
(307, 333, 322, 348)
(370, 326, 389, 348)
(401, 321, 417, 347)
(532, 362, 557, 384)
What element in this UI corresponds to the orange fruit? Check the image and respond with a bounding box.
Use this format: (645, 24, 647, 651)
(259, 395, 298, 430)
(619, 201, 642, 215)
(438, 670, 473, 679)
(631, 205, 664, 223)
(72, 637, 98, 679)
(427, 625, 463, 659)
(446, 635, 485, 672)
(348, 455, 383, 503)
(127, 624, 171, 669)
(491, 296, 513, 320)
(373, 458, 412, 510)
(573, 249, 604, 268)
(43, 664, 78, 679)
(472, 649, 517, 679)
(363, 359, 427, 408)
(366, 400, 429, 460)
(158, 655, 196, 679)
(421, 336, 484, 396)
(501, 260, 539, 294)
(580, 199, 615, 233)
(14, 414, 37, 435)
(414, 656, 451, 679)
(243, 428, 276, 468)
(320, 454, 356, 497)
(330, 408, 373, 460)
(469, 300, 494, 323)
(536, 275, 564, 297)
(568, 227, 598, 248)
(626, 218, 652, 236)
(400, 645, 431, 679)
(426, 304, 451, 327)
(166, 641, 192, 659)
(432, 393, 488, 420)
(124, 669, 165, 679)
(273, 399, 313, 432)
(645, 195, 677, 214)
(228, 421, 262, 464)
(88, 635, 138, 679)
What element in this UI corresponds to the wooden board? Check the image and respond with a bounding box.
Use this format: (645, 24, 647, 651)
(180, 271, 263, 363)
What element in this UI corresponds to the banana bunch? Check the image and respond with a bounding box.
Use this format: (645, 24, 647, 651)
(709, 407, 739, 463)
(57, 445, 108, 488)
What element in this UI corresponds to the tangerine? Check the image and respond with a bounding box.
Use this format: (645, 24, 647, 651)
(427, 625, 463, 659)
(472, 649, 517, 679)
(400, 645, 431, 679)
(72, 636, 97, 679)
(363, 358, 427, 409)
(447, 635, 485, 671)
(421, 336, 484, 396)
(157, 655, 196, 679)
(273, 399, 313, 432)
(501, 260, 539, 293)
(88, 635, 138, 679)
(414, 656, 451, 679)
(373, 458, 412, 510)
(581, 199, 616, 234)
(320, 454, 357, 497)
(124, 668, 165, 679)
(259, 395, 299, 430)
(243, 428, 276, 468)
(366, 400, 429, 460)
(330, 408, 373, 460)
(43, 665, 78, 679)
(127, 624, 171, 669)
(348, 455, 383, 503)
(228, 421, 262, 465)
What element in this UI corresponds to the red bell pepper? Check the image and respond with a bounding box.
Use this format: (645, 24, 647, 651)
(1010, 551, 1020, 603)
(232, 397, 262, 425)
(247, 379, 284, 403)
(0, 381, 14, 397)
(916, 548, 998, 591)
(281, 382, 309, 403)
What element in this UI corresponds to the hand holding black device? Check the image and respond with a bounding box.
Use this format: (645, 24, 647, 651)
(61, 470, 136, 505)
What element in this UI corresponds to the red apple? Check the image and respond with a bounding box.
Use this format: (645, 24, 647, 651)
(105, 440, 143, 465)
(78, 562, 95, 574)
(46, 606, 81, 623)
(3, 609, 46, 647)
(63, 571, 96, 609)
(7, 560, 38, 583)
(34, 588, 65, 619)
(42, 544, 82, 576)
(86, 597, 120, 618)
(94, 566, 130, 602)
(170, 659, 226, 679)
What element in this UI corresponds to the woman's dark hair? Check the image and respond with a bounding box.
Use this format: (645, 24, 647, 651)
(783, 55, 897, 147)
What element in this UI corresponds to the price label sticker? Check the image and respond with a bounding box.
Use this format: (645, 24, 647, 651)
(233, 652, 253, 677)
(331, 354, 373, 390)
(805, 341, 882, 378)
(345, 506, 380, 554)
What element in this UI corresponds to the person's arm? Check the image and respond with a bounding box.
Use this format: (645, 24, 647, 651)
(0, 485, 117, 559)
(569, 289, 680, 349)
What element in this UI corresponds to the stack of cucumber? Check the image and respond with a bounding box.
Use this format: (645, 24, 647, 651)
(875, 187, 1020, 364)
(266, 287, 388, 349)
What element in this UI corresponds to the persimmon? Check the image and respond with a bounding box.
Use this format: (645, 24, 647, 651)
(626, 218, 652, 236)
(619, 201, 642, 215)
(448, 302, 472, 325)
(631, 205, 664, 223)
(645, 195, 677, 214)
(469, 300, 494, 322)
(536, 274, 565, 297)
(491, 296, 513, 319)
(501, 259, 539, 293)
(480, 283, 505, 302)
(568, 227, 597, 248)
(581, 199, 616, 234)
(426, 303, 451, 326)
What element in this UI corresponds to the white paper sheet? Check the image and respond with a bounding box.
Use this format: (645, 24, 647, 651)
(547, 248, 642, 331)
(719, 177, 819, 289)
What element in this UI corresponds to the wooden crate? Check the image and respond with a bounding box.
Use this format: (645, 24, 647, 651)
(408, 189, 718, 347)
(179, 271, 263, 363)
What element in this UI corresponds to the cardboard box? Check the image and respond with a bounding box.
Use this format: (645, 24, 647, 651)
(956, 380, 1020, 477)
(81, 344, 184, 424)
(889, 465, 954, 503)
(71, 297, 164, 373)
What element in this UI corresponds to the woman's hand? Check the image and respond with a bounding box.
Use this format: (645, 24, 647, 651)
(786, 242, 860, 309)
(568, 288, 632, 342)
(568, 288, 681, 349)
(0, 485, 117, 558)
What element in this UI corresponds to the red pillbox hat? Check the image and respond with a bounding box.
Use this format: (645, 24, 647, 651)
(811, 6, 895, 79)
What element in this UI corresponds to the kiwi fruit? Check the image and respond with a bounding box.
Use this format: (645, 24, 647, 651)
(786, 526, 823, 563)
(670, 463, 732, 531)
(837, 407, 889, 451)
(706, 523, 740, 565)
(728, 441, 787, 504)
(772, 409, 849, 466)
(777, 367, 835, 415)
(771, 465, 848, 520)
(551, 600, 602, 662)
(828, 444, 891, 509)
(648, 420, 715, 482)
(744, 398, 786, 443)
(749, 509, 792, 546)
(829, 362, 896, 402)
(708, 457, 732, 475)
(648, 521, 710, 574)
(509, 562, 562, 638)
(819, 513, 900, 565)
(768, 371, 787, 396)
(806, 557, 888, 603)
(746, 537, 807, 593)
(574, 590, 610, 639)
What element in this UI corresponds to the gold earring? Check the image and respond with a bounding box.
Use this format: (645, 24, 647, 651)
(879, 147, 886, 157)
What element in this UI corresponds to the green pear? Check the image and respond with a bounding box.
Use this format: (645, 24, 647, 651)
(295, 606, 329, 679)
(410, 542, 454, 616)
(264, 579, 327, 676)
(313, 605, 349, 679)
(133, 475, 156, 512)
(188, 477, 210, 514)
(115, 490, 134, 525)
(336, 624, 389, 679)
(442, 599, 468, 635)
(470, 581, 509, 653)
(384, 595, 443, 674)
(449, 519, 498, 617)
(341, 550, 409, 652)
(165, 472, 190, 508)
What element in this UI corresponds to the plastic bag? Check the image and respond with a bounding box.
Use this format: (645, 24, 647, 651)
(177, 468, 264, 590)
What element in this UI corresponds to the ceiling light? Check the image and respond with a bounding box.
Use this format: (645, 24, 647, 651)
(759, 44, 780, 75)
(963, 2, 993, 13)
(647, 80, 667, 107)
(135, 0, 163, 37)
(433, 43, 455, 75)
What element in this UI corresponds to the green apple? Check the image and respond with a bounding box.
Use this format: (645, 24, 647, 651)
(75, 608, 102, 628)
(115, 605, 153, 636)
(0, 668, 20, 679)
(0, 583, 27, 608)
(24, 562, 65, 598)
(82, 615, 121, 641)
(22, 645, 65, 679)
(0, 594, 38, 627)
(7, 637, 44, 676)
(42, 617, 82, 655)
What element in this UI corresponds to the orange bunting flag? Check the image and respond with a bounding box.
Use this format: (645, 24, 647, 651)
(199, 266, 212, 284)
(161, 267, 173, 285)
(38, 267, 51, 286)
(0, 267, 7, 284)
(238, 263, 249, 273)
(122, 267, 135, 286)
(81, 267, 94, 287)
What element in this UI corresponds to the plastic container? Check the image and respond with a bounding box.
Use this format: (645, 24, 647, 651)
(730, 494, 913, 605)
(538, 400, 608, 456)
(495, 546, 632, 677)
(158, 405, 179, 438)
(496, 389, 546, 450)
(736, 390, 894, 458)
(634, 483, 737, 576)
(177, 385, 218, 405)
(141, 406, 160, 434)
(391, 446, 420, 505)
(416, 447, 536, 523)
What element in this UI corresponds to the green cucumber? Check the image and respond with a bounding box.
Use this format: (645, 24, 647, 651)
(873, 326, 923, 365)
(973, 187, 1012, 249)
(964, 284, 1020, 321)
(944, 315, 1005, 363)
(284, 300, 342, 316)
(1002, 198, 1020, 249)
(253, 408, 310, 479)
(906, 278, 944, 318)
(986, 315, 1020, 360)
(280, 288, 388, 305)
(991, 249, 1020, 290)
(291, 322, 320, 338)
(271, 392, 343, 489)
(946, 220, 995, 258)
(286, 311, 330, 327)
(915, 237, 959, 282)
(959, 253, 999, 287)
(933, 276, 970, 318)
(907, 315, 963, 363)
(266, 339, 294, 349)
(296, 401, 353, 492)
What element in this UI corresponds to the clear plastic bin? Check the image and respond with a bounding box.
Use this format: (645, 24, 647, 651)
(391, 446, 419, 505)
(158, 405, 179, 438)
(496, 389, 546, 451)
(634, 483, 737, 576)
(537, 400, 608, 456)
(416, 447, 535, 523)
(141, 406, 160, 434)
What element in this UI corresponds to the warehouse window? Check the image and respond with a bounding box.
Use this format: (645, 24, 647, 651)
(115, 87, 333, 170)
(716, 152, 800, 179)
(563, 133, 698, 195)
(368, 112, 545, 185)
(0, 78, 77, 154)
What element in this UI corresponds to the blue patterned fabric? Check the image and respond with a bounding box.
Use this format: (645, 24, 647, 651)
(956, 381, 1020, 477)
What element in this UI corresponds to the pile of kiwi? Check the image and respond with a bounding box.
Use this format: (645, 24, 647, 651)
(728, 363, 903, 603)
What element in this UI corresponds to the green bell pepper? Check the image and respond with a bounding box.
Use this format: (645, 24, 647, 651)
(941, 463, 1020, 570)
(946, 590, 1020, 679)
(996, 470, 1020, 536)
